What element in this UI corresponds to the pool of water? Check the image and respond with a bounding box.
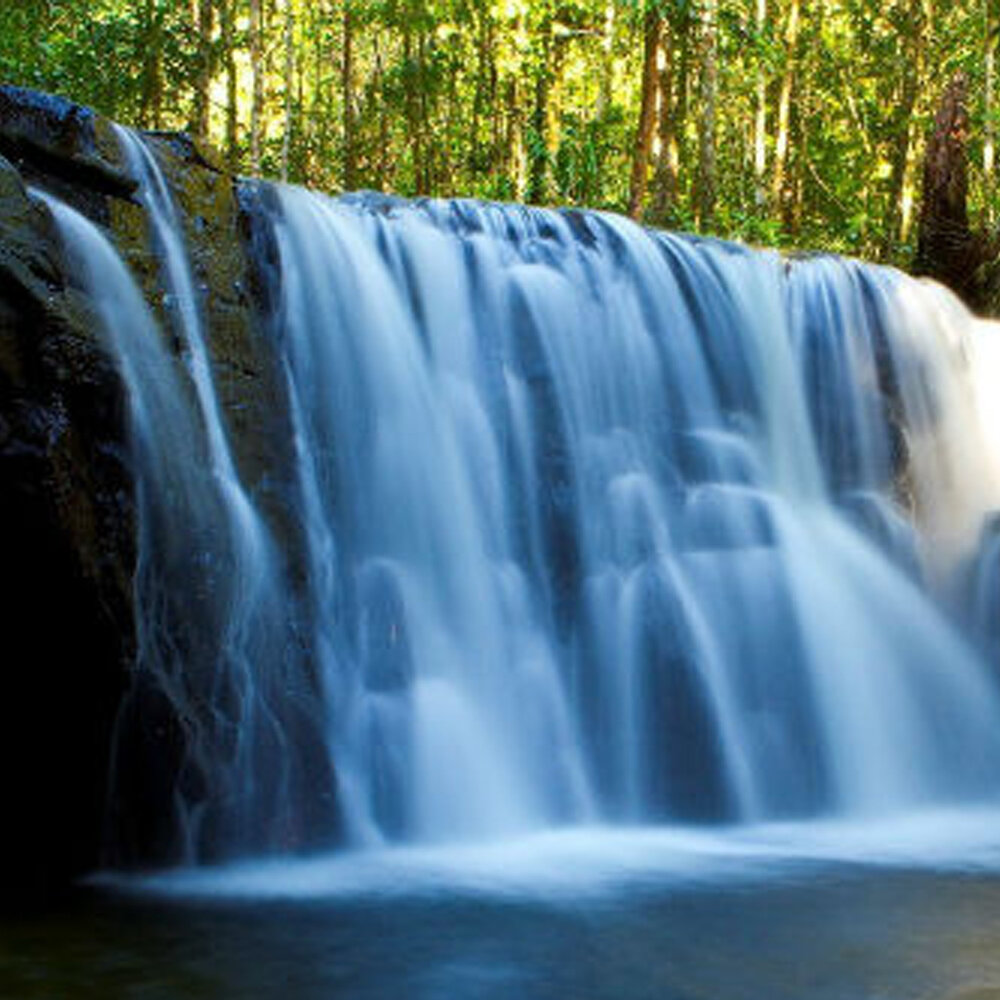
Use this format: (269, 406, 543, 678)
(6, 815, 1000, 999)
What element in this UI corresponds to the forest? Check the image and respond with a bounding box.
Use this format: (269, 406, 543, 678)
(0, 1, 997, 267)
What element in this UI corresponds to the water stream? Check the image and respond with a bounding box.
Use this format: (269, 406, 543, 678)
(38, 133, 1000, 868)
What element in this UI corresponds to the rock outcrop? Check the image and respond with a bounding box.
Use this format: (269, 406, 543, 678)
(0, 109, 134, 899)
(0, 84, 332, 899)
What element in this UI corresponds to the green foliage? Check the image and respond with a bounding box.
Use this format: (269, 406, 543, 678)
(0, 0, 996, 262)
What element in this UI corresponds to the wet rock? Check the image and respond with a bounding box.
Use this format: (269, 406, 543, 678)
(0, 144, 134, 901)
(0, 85, 135, 227)
(0, 85, 134, 196)
(0, 87, 338, 884)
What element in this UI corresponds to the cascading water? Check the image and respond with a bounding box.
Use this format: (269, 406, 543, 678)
(41, 157, 1000, 863)
(270, 191, 1000, 837)
(39, 135, 338, 864)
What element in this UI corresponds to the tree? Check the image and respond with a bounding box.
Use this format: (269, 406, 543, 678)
(696, 0, 718, 229)
(753, 0, 768, 212)
(1, 0, 995, 270)
(628, 5, 662, 218)
(190, 0, 214, 145)
(772, 0, 802, 230)
(985, 0, 998, 223)
(883, 0, 930, 254)
(915, 73, 980, 300)
(649, 1, 689, 227)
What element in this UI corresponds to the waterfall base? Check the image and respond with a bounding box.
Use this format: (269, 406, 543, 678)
(6, 820, 1000, 999)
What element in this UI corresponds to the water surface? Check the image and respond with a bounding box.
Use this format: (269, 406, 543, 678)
(7, 818, 1000, 999)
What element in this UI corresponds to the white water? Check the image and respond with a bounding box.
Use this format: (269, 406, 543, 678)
(98, 809, 1000, 903)
(41, 169, 1000, 865)
(271, 191, 1000, 840)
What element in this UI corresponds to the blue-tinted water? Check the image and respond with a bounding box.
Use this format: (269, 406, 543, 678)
(7, 820, 1000, 999)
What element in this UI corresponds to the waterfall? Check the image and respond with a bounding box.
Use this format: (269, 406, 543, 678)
(40, 137, 338, 864)
(42, 163, 1000, 862)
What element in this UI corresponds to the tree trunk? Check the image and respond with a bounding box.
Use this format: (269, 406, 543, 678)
(696, 0, 718, 229)
(772, 0, 801, 223)
(628, 9, 663, 219)
(140, 0, 164, 130)
(986, 0, 998, 223)
(528, 16, 554, 205)
(249, 0, 264, 174)
(884, 0, 927, 254)
(374, 30, 389, 191)
(754, 0, 768, 211)
(650, 19, 678, 226)
(191, 0, 214, 144)
(417, 30, 431, 193)
(506, 76, 528, 200)
(899, 0, 929, 250)
(281, 0, 295, 182)
(220, 0, 239, 171)
(915, 74, 983, 304)
(402, 27, 426, 193)
(598, 0, 616, 117)
(342, 0, 357, 190)
(471, 6, 491, 178)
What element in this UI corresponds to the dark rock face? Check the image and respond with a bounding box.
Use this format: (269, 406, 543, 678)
(0, 146, 134, 901)
(0, 85, 336, 898)
(0, 86, 134, 224)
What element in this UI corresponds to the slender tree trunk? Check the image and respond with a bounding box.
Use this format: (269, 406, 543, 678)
(444, 48, 459, 190)
(900, 2, 934, 245)
(676, 13, 691, 175)
(249, 0, 264, 174)
(628, 9, 662, 219)
(417, 30, 431, 193)
(528, 80, 550, 203)
(342, 0, 357, 190)
(986, 0, 998, 223)
(219, 0, 239, 171)
(659, 11, 692, 217)
(374, 31, 389, 190)
(792, 85, 808, 234)
(305, 0, 323, 184)
(548, 41, 567, 184)
(696, 0, 718, 229)
(471, 7, 490, 177)
(754, 0, 768, 210)
(140, 0, 164, 129)
(507, 76, 528, 200)
(526, 10, 568, 205)
(485, 16, 499, 182)
(281, 0, 295, 181)
(191, 0, 214, 144)
(598, 0, 616, 117)
(650, 20, 678, 226)
(885, 0, 927, 253)
(528, 17, 554, 205)
(401, 27, 426, 193)
(900, 121, 922, 244)
(772, 0, 801, 221)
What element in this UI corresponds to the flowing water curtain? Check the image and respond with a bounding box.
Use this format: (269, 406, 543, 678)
(42, 167, 1000, 859)
(42, 137, 339, 864)
(268, 192, 1000, 840)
